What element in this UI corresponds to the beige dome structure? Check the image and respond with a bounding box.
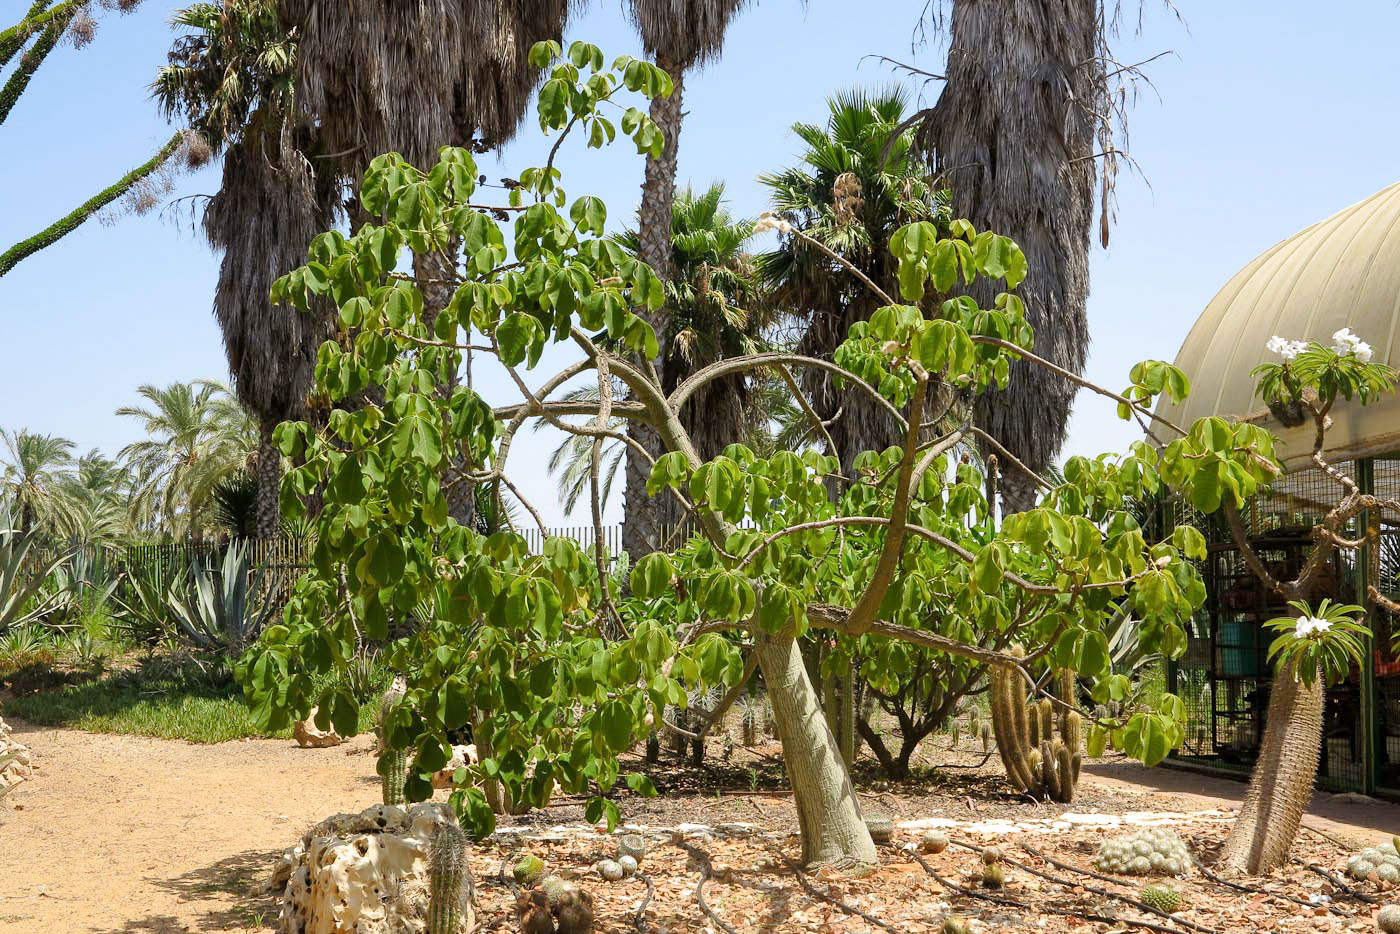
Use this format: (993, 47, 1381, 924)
(1158, 182, 1400, 470)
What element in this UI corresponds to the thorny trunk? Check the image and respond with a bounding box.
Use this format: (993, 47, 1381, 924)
(1220, 659, 1324, 874)
(930, 0, 1097, 500)
(255, 425, 281, 539)
(757, 631, 876, 867)
(622, 59, 684, 563)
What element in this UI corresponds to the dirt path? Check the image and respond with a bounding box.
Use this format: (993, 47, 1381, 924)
(6, 720, 1400, 933)
(0, 719, 379, 934)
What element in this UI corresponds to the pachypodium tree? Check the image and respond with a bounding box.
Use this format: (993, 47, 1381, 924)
(238, 40, 1265, 869)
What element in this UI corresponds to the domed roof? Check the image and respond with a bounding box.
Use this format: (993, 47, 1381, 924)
(1157, 182, 1400, 469)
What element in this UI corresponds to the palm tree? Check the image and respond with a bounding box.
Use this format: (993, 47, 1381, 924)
(620, 0, 753, 561)
(0, 429, 74, 534)
(615, 182, 773, 462)
(116, 380, 256, 539)
(49, 449, 135, 546)
(157, 0, 577, 536)
(533, 383, 628, 519)
(921, 0, 1102, 512)
(758, 88, 947, 477)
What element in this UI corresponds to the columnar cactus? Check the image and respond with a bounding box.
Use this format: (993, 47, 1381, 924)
(989, 647, 1082, 802)
(380, 747, 409, 805)
(429, 823, 470, 934)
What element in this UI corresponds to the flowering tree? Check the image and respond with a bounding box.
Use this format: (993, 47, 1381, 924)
(1209, 329, 1396, 874)
(235, 39, 1305, 869)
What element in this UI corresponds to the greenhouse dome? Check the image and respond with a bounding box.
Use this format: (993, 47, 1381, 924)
(1158, 181, 1400, 468)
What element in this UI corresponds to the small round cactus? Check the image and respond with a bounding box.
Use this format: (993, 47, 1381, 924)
(618, 854, 639, 876)
(1350, 846, 1400, 883)
(1141, 883, 1182, 914)
(981, 862, 1006, 888)
(616, 833, 647, 862)
(597, 859, 625, 882)
(1094, 829, 1190, 876)
(1379, 905, 1400, 933)
(981, 846, 1003, 866)
(942, 915, 971, 934)
(865, 815, 895, 845)
(513, 854, 545, 886)
(920, 830, 950, 854)
(540, 874, 573, 908)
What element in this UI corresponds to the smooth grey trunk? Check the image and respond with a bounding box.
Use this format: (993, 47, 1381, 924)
(757, 631, 876, 867)
(839, 667, 856, 767)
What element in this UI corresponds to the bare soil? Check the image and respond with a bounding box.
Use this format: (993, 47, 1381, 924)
(4, 721, 1400, 933)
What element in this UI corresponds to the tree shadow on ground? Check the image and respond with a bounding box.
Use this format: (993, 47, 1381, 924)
(94, 847, 282, 933)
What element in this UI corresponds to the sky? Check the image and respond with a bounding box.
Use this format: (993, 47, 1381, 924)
(4, 1, 1400, 526)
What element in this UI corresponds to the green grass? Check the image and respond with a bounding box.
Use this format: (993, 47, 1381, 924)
(3, 670, 379, 744)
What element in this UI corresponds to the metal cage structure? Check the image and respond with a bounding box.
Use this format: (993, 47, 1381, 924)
(1165, 456, 1400, 795)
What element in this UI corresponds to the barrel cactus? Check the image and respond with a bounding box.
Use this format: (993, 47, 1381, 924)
(513, 855, 545, 886)
(942, 916, 971, 934)
(428, 823, 470, 934)
(920, 830, 950, 854)
(865, 815, 895, 845)
(1350, 845, 1400, 883)
(1141, 883, 1182, 913)
(1379, 905, 1400, 933)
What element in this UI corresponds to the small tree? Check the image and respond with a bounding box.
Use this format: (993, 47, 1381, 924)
(240, 40, 1263, 868)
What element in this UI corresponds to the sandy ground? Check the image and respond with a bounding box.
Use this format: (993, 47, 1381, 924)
(4, 720, 1400, 933)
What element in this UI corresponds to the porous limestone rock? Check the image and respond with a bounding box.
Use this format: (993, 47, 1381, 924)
(272, 802, 474, 934)
(292, 707, 344, 748)
(0, 716, 32, 796)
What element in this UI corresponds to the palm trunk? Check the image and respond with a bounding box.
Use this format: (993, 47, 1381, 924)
(1220, 659, 1324, 874)
(622, 58, 685, 561)
(756, 631, 876, 867)
(931, 0, 1097, 506)
(255, 425, 281, 539)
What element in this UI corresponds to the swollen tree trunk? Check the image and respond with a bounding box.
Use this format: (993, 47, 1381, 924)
(1220, 660, 1324, 874)
(756, 631, 876, 866)
(930, 0, 1098, 505)
(255, 425, 281, 539)
(621, 60, 684, 562)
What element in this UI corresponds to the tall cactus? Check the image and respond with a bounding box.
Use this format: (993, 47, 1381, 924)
(429, 822, 470, 934)
(989, 647, 1082, 802)
(380, 747, 409, 805)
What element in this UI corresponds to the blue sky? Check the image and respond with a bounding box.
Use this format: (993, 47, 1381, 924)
(4, 1, 1400, 524)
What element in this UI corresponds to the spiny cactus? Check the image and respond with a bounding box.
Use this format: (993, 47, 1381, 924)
(865, 815, 895, 845)
(981, 861, 1005, 888)
(380, 747, 409, 805)
(920, 830, 950, 854)
(1095, 828, 1191, 876)
(989, 648, 1082, 802)
(741, 693, 763, 746)
(1141, 883, 1182, 913)
(1349, 845, 1400, 883)
(941, 916, 971, 934)
(1379, 904, 1400, 933)
(429, 823, 470, 934)
(513, 854, 545, 886)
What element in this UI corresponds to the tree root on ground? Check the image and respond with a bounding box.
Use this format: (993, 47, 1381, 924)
(670, 836, 739, 934)
(1293, 858, 1380, 905)
(907, 848, 1203, 934)
(784, 857, 900, 934)
(632, 871, 656, 932)
(1194, 860, 1343, 915)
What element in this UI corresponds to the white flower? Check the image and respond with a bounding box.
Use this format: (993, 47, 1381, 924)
(1266, 335, 1306, 361)
(1294, 616, 1332, 639)
(1355, 341, 1374, 363)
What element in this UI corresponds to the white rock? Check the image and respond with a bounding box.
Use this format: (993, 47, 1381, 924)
(0, 716, 32, 796)
(431, 744, 479, 790)
(292, 707, 344, 748)
(274, 802, 473, 934)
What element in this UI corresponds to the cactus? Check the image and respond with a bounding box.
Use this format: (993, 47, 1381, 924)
(380, 747, 409, 806)
(941, 916, 971, 934)
(1096, 829, 1191, 876)
(981, 862, 1005, 888)
(1349, 845, 1400, 882)
(865, 815, 895, 844)
(989, 647, 1082, 802)
(741, 692, 762, 746)
(920, 830, 950, 854)
(1379, 905, 1400, 934)
(514, 854, 545, 886)
(981, 723, 991, 754)
(428, 823, 470, 934)
(1141, 883, 1182, 913)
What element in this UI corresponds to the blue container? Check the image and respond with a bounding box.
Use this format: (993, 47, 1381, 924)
(1220, 620, 1262, 677)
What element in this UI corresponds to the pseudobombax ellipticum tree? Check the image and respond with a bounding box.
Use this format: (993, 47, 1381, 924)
(239, 41, 1287, 868)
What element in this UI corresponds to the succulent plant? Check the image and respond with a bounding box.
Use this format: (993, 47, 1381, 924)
(618, 854, 639, 876)
(540, 874, 573, 908)
(990, 651, 1082, 802)
(941, 916, 971, 934)
(865, 815, 895, 845)
(380, 747, 408, 806)
(616, 833, 646, 862)
(981, 862, 1005, 888)
(597, 859, 625, 882)
(920, 830, 950, 854)
(1349, 845, 1400, 882)
(1379, 905, 1400, 933)
(514, 855, 545, 886)
(428, 823, 470, 934)
(1141, 883, 1182, 913)
(981, 846, 1002, 866)
(1094, 829, 1191, 876)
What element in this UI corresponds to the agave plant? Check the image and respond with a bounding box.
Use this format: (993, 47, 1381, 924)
(0, 503, 69, 635)
(112, 557, 187, 646)
(165, 541, 278, 655)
